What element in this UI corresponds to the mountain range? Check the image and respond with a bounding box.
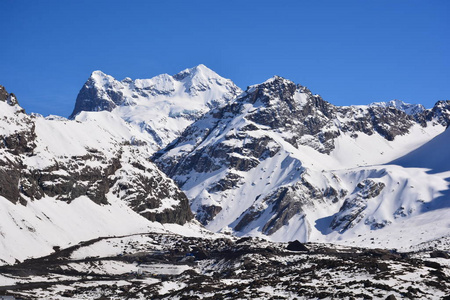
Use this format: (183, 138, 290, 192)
(0, 66, 449, 298)
(3, 65, 450, 251)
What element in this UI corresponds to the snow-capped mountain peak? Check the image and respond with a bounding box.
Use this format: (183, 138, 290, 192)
(69, 65, 242, 150)
(173, 64, 218, 80)
(89, 70, 120, 91)
(259, 75, 286, 85)
(370, 99, 426, 115)
(248, 75, 293, 91)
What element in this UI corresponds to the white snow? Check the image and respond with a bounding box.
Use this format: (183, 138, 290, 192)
(391, 127, 450, 173)
(0, 194, 156, 264)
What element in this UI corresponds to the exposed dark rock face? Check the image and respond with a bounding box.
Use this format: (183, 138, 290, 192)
(0, 162, 24, 205)
(0, 123, 36, 155)
(111, 151, 193, 224)
(426, 100, 450, 126)
(0, 115, 120, 205)
(261, 187, 306, 235)
(196, 205, 222, 225)
(430, 250, 449, 259)
(0, 86, 36, 204)
(331, 179, 386, 232)
(0, 85, 8, 101)
(207, 172, 243, 193)
(69, 75, 119, 118)
(234, 186, 307, 235)
(232, 176, 344, 236)
(20, 155, 122, 204)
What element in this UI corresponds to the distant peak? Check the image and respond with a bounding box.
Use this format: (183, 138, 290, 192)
(188, 64, 212, 73)
(371, 99, 409, 107)
(90, 70, 108, 77)
(87, 70, 117, 87)
(262, 75, 286, 84)
(89, 70, 117, 82)
(173, 64, 219, 81)
(389, 99, 406, 105)
(370, 99, 425, 115)
(248, 75, 294, 91)
(121, 77, 133, 83)
(193, 63, 208, 71)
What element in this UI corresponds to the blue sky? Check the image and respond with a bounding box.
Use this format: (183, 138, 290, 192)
(1, 0, 449, 117)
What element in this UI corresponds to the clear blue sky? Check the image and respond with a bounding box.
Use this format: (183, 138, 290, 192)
(1, 0, 449, 117)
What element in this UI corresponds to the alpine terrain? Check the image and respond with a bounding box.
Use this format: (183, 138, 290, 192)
(0, 66, 449, 299)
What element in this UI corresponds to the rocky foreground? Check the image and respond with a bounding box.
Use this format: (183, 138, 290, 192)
(0, 232, 448, 299)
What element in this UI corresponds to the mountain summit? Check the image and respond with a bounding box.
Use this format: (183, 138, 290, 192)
(0, 85, 20, 107)
(69, 65, 242, 150)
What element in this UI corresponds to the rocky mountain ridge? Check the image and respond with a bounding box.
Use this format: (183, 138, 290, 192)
(370, 99, 426, 115)
(154, 75, 450, 247)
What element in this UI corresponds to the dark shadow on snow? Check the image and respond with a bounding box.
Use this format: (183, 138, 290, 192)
(314, 215, 335, 235)
(419, 176, 450, 213)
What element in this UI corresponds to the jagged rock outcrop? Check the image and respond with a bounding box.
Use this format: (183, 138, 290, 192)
(331, 179, 386, 232)
(424, 100, 450, 126)
(0, 85, 20, 107)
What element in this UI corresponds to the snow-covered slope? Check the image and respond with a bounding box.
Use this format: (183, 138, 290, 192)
(0, 87, 201, 265)
(70, 65, 242, 151)
(391, 126, 450, 173)
(155, 76, 450, 249)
